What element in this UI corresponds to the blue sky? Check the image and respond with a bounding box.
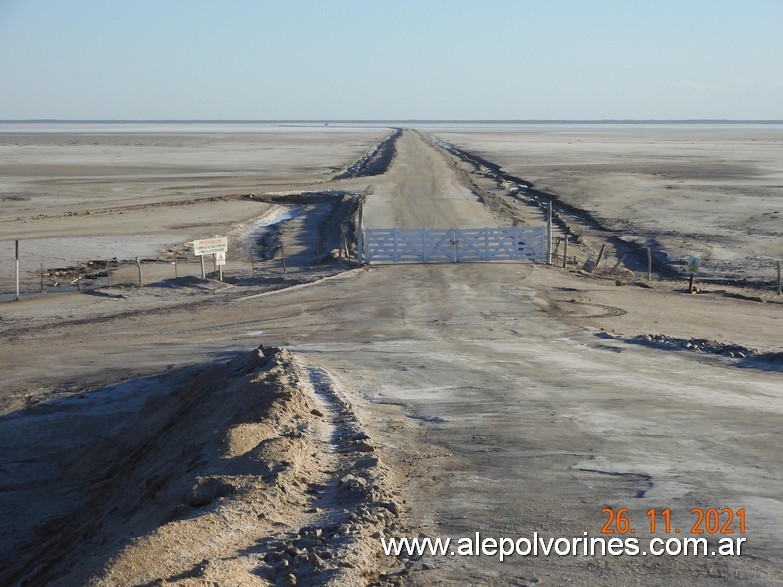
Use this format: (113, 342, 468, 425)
(1, 0, 782, 120)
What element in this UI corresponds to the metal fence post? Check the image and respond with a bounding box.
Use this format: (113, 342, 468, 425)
(546, 201, 553, 265)
(357, 201, 364, 266)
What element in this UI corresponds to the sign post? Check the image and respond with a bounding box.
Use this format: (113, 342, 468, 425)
(215, 251, 226, 282)
(193, 237, 228, 280)
(686, 256, 701, 293)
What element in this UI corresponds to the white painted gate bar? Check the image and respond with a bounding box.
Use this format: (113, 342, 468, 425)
(362, 226, 545, 263)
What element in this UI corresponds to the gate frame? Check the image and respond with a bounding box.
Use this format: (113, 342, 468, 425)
(361, 226, 547, 264)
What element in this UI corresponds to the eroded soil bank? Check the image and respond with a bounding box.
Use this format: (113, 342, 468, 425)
(0, 346, 403, 586)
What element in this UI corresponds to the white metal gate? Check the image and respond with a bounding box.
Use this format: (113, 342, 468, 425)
(361, 226, 546, 263)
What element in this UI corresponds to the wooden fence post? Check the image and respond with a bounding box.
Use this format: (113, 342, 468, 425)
(777, 260, 781, 295)
(646, 247, 652, 281)
(40, 263, 44, 292)
(15, 240, 20, 301)
(610, 254, 627, 274)
(340, 223, 350, 259)
(562, 237, 568, 268)
(553, 237, 561, 259)
(595, 244, 606, 268)
(136, 257, 143, 286)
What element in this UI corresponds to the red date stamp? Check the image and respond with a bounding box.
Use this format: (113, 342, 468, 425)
(601, 507, 746, 535)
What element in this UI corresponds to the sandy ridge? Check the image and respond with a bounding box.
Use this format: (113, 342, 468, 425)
(2, 346, 403, 586)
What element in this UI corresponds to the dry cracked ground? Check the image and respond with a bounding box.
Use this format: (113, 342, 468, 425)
(1, 129, 782, 586)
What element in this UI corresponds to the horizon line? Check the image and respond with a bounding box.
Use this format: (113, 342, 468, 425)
(2, 118, 783, 125)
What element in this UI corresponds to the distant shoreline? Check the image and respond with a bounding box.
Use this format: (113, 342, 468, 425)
(2, 119, 783, 125)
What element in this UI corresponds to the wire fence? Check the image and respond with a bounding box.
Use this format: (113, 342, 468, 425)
(1, 253, 223, 301)
(1, 232, 355, 302)
(4, 234, 781, 302)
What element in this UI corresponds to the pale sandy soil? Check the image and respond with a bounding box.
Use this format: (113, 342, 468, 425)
(437, 125, 783, 285)
(1, 125, 782, 586)
(0, 126, 388, 289)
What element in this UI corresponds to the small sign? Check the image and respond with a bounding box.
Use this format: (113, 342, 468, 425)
(193, 236, 227, 256)
(215, 251, 226, 266)
(686, 256, 701, 274)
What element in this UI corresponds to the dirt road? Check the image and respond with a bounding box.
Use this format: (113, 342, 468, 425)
(362, 130, 492, 228)
(1, 129, 782, 585)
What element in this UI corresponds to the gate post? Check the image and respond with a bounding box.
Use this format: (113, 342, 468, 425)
(357, 200, 364, 265)
(546, 200, 553, 265)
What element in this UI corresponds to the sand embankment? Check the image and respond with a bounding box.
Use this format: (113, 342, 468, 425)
(0, 346, 401, 586)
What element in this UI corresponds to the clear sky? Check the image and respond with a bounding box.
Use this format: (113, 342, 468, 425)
(1, 0, 782, 120)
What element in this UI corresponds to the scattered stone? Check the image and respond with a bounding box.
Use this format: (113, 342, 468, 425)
(339, 474, 368, 492)
(627, 334, 763, 363)
(377, 501, 400, 515)
(309, 552, 325, 568)
(354, 440, 375, 453)
(188, 477, 236, 507)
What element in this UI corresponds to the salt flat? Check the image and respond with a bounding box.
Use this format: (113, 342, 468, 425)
(438, 125, 783, 284)
(1, 125, 781, 586)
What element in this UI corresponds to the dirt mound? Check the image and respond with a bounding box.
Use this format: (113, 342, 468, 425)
(334, 129, 401, 179)
(622, 332, 783, 366)
(0, 347, 402, 586)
